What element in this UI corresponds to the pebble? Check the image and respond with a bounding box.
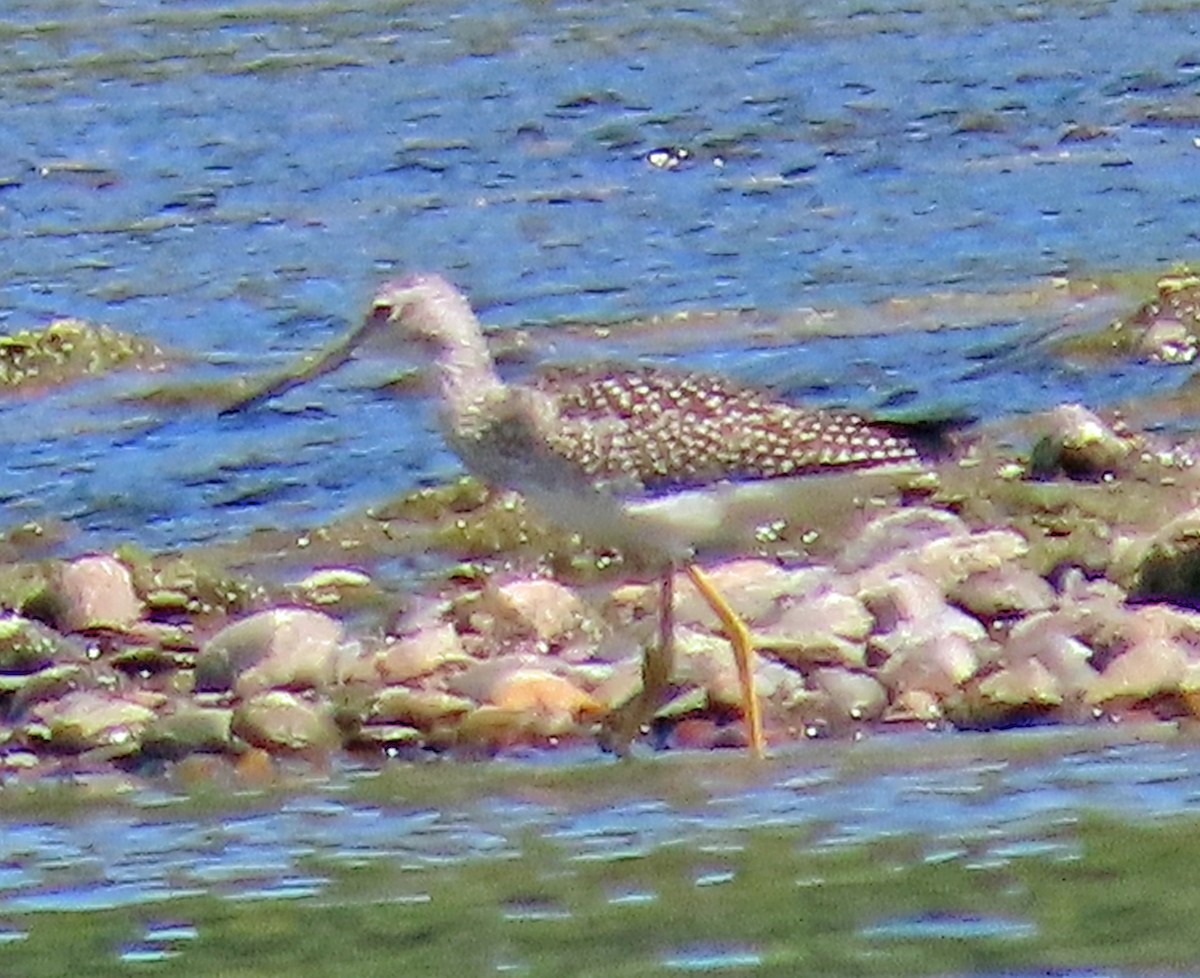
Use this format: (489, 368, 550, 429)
(26, 690, 157, 754)
(142, 705, 235, 758)
(488, 667, 596, 717)
(0, 615, 78, 673)
(947, 565, 1055, 620)
(482, 576, 584, 644)
(810, 667, 888, 720)
(232, 690, 341, 752)
(195, 607, 345, 696)
(759, 588, 872, 669)
(53, 555, 144, 631)
(369, 687, 475, 728)
(373, 623, 469, 684)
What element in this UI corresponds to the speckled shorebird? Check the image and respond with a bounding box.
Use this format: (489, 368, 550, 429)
(230, 274, 932, 758)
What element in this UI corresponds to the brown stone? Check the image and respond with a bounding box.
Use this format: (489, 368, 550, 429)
(375, 623, 469, 683)
(481, 577, 584, 644)
(54, 555, 143, 631)
(27, 690, 155, 754)
(195, 608, 344, 696)
(369, 687, 475, 728)
(232, 690, 341, 752)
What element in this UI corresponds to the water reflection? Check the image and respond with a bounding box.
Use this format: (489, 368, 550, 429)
(0, 728, 1196, 915)
(860, 913, 1038, 941)
(0, 729, 1198, 972)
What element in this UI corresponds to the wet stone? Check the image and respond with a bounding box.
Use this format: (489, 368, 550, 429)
(759, 589, 872, 669)
(1133, 510, 1200, 604)
(672, 560, 820, 632)
(947, 565, 1055, 620)
(372, 623, 470, 684)
(488, 667, 596, 718)
(481, 576, 584, 644)
(976, 656, 1064, 708)
(1003, 614, 1098, 697)
(293, 566, 374, 607)
(1124, 271, 1200, 364)
(25, 690, 157, 754)
(449, 655, 541, 702)
(369, 687, 475, 729)
(0, 615, 76, 673)
(1085, 606, 1191, 704)
(1, 663, 88, 713)
(838, 507, 970, 572)
(810, 668, 888, 721)
(232, 690, 341, 752)
(353, 723, 424, 752)
(195, 607, 345, 696)
(53, 555, 143, 632)
(141, 706, 235, 759)
(674, 628, 743, 708)
(873, 609, 986, 698)
(1031, 404, 1132, 478)
(456, 704, 578, 747)
(1139, 318, 1197, 364)
(888, 529, 1030, 594)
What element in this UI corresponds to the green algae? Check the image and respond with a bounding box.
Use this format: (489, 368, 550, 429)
(0, 319, 164, 392)
(117, 547, 271, 623)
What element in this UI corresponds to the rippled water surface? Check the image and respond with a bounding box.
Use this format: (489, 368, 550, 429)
(3, 728, 1200, 975)
(2, 0, 1199, 551)
(4, 4, 1200, 972)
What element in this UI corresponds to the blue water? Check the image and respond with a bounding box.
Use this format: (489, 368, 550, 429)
(0, 729, 1193, 915)
(1, 0, 1198, 552)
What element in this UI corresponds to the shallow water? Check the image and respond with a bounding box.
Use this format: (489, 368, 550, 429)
(4, 5, 1200, 969)
(1, 0, 1199, 552)
(3, 727, 1200, 975)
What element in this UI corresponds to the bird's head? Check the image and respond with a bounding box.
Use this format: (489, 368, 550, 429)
(370, 273, 478, 354)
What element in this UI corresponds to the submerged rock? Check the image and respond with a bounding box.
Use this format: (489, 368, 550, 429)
(0, 318, 164, 392)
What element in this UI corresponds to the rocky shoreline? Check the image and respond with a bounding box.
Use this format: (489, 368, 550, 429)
(5, 274, 1200, 783)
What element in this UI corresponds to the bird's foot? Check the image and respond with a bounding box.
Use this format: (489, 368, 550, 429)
(597, 692, 658, 758)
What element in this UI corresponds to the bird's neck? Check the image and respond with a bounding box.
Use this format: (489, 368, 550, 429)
(430, 334, 507, 439)
(404, 286, 509, 437)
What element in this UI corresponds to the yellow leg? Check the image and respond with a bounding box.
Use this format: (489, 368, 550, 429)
(684, 564, 766, 759)
(599, 569, 676, 757)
